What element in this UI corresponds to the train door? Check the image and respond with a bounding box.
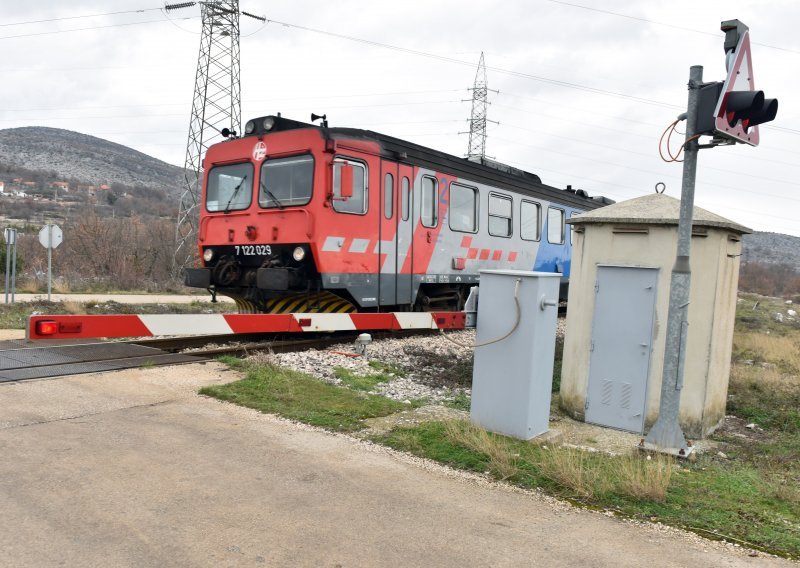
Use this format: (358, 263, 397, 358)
(378, 161, 399, 308)
(396, 164, 414, 306)
(378, 160, 414, 308)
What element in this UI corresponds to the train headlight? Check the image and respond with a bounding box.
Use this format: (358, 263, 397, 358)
(263, 117, 275, 131)
(292, 246, 306, 262)
(244, 120, 255, 135)
(203, 248, 215, 263)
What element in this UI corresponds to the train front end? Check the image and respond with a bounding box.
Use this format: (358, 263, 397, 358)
(184, 116, 352, 313)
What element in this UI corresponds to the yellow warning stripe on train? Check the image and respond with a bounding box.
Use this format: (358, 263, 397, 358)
(265, 291, 355, 314)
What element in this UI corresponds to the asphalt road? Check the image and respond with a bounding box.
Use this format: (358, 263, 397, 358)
(8, 293, 234, 304)
(0, 363, 791, 568)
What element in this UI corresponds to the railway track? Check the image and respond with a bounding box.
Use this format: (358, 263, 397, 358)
(0, 330, 436, 383)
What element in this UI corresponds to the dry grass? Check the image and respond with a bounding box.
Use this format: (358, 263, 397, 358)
(735, 332, 800, 374)
(731, 363, 800, 392)
(440, 420, 673, 502)
(536, 446, 609, 499)
(730, 363, 798, 395)
(613, 454, 673, 503)
(537, 449, 673, 502)
(443, 421, 520, 480)
(61, 300, 87, 315)
(15, 279, 40, 293)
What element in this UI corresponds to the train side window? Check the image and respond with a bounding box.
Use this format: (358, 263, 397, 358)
(421, 176, 438, 228)
(332, 159, 367, 214)
(520, 200, 541, 241)
(384, 173, 394, 219)
(206, 162, 253, 212)
(488, 193, 512, 238)
(547, 207, 565, 244)
(449, 183, 477, 233)
(401, 177, 410, 221)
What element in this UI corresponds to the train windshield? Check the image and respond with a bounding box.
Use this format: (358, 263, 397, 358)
(259, 155, 314, 208)
(206, 163, 253, 212)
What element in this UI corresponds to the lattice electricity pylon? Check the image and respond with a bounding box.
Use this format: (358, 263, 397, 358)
(168, 1, 263, 277)
(462, 52, 498, 162)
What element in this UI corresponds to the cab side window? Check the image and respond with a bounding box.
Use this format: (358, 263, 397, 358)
(332, 159, 367, 214)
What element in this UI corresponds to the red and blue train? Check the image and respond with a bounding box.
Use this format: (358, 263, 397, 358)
(184, 114, 612, 313)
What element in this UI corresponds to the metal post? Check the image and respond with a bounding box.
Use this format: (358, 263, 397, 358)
(4, 242, 9, 304)
(47, 224, 52, 302)
(10, 239, 16, 303)
(643, 65, 703, 456)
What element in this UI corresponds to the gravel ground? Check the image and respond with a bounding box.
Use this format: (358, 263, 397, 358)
(255, 320, 566, 406)
(252, 329, 480, 404)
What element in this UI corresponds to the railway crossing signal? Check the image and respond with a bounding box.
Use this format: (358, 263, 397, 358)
(646, 19, 778, 456)
(696, 20, 778, 145)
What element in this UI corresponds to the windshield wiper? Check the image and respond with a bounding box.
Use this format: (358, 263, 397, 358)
(223, 175, 248, 213)
(260, 180, 285, 209)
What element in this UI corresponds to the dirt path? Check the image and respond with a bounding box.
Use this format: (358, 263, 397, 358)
(0, 363, 792, 567)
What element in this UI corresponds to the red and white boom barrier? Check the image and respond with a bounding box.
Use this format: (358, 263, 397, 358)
(27, 312, 466, 340)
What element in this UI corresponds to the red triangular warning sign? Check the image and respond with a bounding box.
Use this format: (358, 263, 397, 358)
(713, 29, 760, 145)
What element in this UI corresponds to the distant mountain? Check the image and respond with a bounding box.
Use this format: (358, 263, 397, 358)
(742, 232, 800, 268)
(0, 125, 797, 271)
(0, 126, 183, 195)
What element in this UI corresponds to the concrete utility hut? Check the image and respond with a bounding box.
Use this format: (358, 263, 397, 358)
(560, 193, 751, 439)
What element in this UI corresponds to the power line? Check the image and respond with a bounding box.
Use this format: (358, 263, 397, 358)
(258, 17, 681, 110)
(490, 134, 800, 204)
(539, 0, 800, 54)
(255, 17, 798, 137)
(0, 17, 194, 41)
(0, 8, 163, 27)
(499, 122, 799, 186)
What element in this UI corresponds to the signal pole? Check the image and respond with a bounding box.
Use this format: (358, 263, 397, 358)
(169, 1, 264, 278)
(643, 65, 702, 456)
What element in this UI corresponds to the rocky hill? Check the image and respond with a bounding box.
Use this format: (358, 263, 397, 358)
(0, 126, 183, 194)
(742, 232, 800, 267)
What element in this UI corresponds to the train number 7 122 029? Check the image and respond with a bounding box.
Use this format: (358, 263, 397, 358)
(234, 244, 272, 256)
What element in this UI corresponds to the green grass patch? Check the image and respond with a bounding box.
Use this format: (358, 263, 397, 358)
(201, 358, 407, 432)
(552, 335, 564, 393)
(444, 391, 471, 412)
(367, 360, 406, 377)
(334, 366, 392, 392)
(735, 293, 800, 334)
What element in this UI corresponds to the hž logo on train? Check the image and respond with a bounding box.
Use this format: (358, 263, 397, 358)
(252, 141, 267, 161)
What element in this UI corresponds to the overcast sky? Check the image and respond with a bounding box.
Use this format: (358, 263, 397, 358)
(2, 1, 798, 236)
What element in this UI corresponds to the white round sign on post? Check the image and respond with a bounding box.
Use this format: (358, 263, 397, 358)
(38, 224, 63, 249)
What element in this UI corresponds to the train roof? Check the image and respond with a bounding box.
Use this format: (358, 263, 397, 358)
(240, 115, 614, 211)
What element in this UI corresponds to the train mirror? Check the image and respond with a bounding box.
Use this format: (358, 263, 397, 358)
(333, 161, 354, 200)
(340, 164, 354, 198)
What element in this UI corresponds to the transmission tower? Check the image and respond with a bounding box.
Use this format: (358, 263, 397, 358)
(464, 52, 498, 162)
(168, 1, 263, 276)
